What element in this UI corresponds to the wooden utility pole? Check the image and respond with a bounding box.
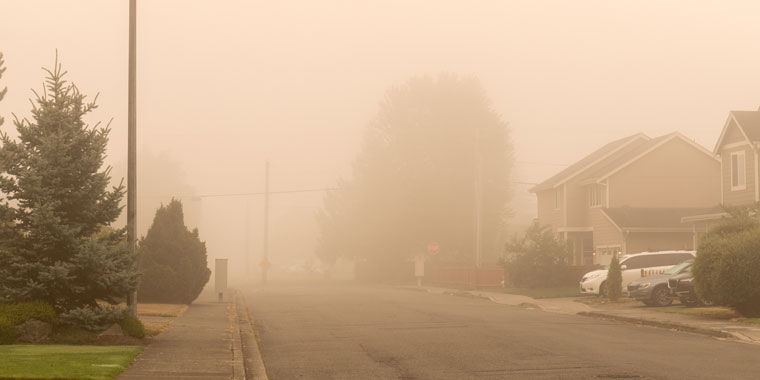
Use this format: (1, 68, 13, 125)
(261, 161, 270, 285)
(127, 0, 138, 314)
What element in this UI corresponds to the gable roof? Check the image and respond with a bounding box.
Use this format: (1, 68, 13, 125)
(529, 133, 648, 192)
(578, 132, 717, 184)
(602, 207, 722, 231)
(713, 109, 760, 153)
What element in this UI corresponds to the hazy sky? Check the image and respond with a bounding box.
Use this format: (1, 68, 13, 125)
(2, 1, 759, 278)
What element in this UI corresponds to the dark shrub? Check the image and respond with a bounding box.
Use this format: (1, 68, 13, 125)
(138, 199, 211, 304)
(57, 305, 126, 332)
(501, 223, 571, 288)
(119, 313, 145, 339)
(51, 326, 96, 345)
(0, 317, 16, 344)
(694, 207, 760, 317)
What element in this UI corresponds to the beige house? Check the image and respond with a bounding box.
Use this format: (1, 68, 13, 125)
(531, 132, 720, 266)
(683, 108, 760, 234)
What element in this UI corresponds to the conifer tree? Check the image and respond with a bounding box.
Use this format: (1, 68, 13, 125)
(0, 56, 137, 310)
(138, 199, 211, 304)
(606, 252, 623, 301)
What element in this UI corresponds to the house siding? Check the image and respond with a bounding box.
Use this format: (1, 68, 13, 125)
(625, 232, 693, 254)
(720, 145, 756, 206)
(565, 180, 589, 227)
(536, 189, 563, 232)
(608, 138, 720, 208)
(722, 120, 747, 145)
(590, 209, 623, 265)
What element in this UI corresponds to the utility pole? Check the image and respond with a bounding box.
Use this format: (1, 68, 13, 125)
(126, 0, 138, 315)
(245, 197, 250, 278)
(473, 125, 482, 269)
(261, 161, 270, 285)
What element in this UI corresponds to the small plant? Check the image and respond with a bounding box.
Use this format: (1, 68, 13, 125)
(51, 326, 97, 345)
(607, 252, 623, 301)
(119, 313, 145, 339)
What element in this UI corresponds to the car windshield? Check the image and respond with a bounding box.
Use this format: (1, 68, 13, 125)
(664, 260, 693, 275)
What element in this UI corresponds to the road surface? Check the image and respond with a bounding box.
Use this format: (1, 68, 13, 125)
(244, 282, 760, 379)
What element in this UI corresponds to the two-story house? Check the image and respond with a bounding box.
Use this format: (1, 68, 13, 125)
(682, 108, 760, 236)
(531, 132, 720, 266)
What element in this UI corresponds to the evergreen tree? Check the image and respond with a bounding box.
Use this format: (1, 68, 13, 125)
(138, 199, 210, 304)
(606, 252, 623, 301)
(0, 56, 137, 310)
(0, 52, 6, 127)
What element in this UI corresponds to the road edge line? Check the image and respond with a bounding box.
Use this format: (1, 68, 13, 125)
(577, 311, 735, 340)
(235, 290, 269, 380)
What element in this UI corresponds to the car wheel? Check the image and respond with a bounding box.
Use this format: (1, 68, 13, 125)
(650, 286, 673, 307)
(598, 281, 608, 298)
(680, 296, 699, 307)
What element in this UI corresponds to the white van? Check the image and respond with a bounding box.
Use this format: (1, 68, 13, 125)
(579, 250, 696, 296)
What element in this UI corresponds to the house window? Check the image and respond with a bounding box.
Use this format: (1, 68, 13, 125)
(731, 151, 746, 191)
(587, 184, 603, 207)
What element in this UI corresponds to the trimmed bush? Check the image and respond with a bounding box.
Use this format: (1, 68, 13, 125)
(0, 301, 56, 344)
(51, 326, 97, 345)
(138, 199, 211, 304)
(119, 313, 145, 339)
(694, 207, 760, 317)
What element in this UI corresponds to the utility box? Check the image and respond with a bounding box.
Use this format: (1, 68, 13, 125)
(215, 258, 228, 302)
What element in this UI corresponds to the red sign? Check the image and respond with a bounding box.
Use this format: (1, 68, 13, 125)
(427, 242, 440, 255)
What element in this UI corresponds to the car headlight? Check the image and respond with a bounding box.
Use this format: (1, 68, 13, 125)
(582, 272, 603, 282)
(639, 282, 651, 289)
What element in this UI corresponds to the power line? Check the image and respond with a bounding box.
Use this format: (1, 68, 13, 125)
(198, 187, 338, 198)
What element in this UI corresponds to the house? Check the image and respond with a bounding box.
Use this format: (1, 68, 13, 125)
(682, 108, 760, 236)
(531, 132, 720, 266)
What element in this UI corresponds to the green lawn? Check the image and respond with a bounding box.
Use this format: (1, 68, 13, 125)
(502, 286, 580, 299)
(0, 345, 143, 380)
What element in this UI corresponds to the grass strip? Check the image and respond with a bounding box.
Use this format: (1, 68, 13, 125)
(0, 345, 143, 380)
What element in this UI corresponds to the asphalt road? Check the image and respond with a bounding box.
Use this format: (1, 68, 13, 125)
(244, 282, 760, 379)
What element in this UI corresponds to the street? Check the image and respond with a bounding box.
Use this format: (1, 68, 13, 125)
(245, 282, 760, 379)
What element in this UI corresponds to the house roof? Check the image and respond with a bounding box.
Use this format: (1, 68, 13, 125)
(713, 109, 760, 153)
(532, 132, 715, 192)
(577, 132, 716, 184)
(529, 133, 648, 192)
(602, 207, 723, 231)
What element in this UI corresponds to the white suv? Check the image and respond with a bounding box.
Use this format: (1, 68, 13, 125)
(579, 250, 696, 296)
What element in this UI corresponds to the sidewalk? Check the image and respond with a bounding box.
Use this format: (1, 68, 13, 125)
(405, 285, 760, 345)
(117, 296, 247, 380)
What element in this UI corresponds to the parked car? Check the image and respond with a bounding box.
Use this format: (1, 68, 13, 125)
(580, 250, 696, 296)
(627, 259, 693, 306)
(668, 267, 711, 307)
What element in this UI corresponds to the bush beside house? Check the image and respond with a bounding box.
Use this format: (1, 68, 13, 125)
(501, 223, 576, 288)
(694, 207, 760, 317)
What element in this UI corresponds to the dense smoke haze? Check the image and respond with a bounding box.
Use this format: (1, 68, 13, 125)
(2, 1, 760, 285)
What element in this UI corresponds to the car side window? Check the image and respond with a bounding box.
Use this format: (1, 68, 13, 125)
(622, 256, 645, 270)
(656, 253, 693, 267)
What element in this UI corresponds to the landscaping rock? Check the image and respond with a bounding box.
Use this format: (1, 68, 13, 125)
(98, 323, 125, 337)
(15, 318, 52, 343)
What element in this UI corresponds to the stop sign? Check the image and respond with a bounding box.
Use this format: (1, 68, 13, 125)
(427, 242, 439, 255)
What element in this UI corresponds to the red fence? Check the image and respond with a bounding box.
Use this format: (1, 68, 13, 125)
(431, 267, 505, 288)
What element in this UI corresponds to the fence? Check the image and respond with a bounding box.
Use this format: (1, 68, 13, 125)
(430, 267, 505, 288)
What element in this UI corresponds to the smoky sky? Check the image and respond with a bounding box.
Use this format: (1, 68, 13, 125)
(1, 1, 759, 280)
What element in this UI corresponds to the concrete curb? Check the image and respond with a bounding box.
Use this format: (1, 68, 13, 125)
(235, 291, 269, 380)
(578, 311, 734, 340)
(229, 302, 246, 380)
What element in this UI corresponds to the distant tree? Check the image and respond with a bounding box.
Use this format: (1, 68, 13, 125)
(315, 74, 513, 278)
(501, 223, 570, 288)
(0, 52, 6, 127)
(606, 252, 623, 300)
(0, 56, 138, 310)
(138, 199, 210, 304)
(694, 205, 760, 317)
